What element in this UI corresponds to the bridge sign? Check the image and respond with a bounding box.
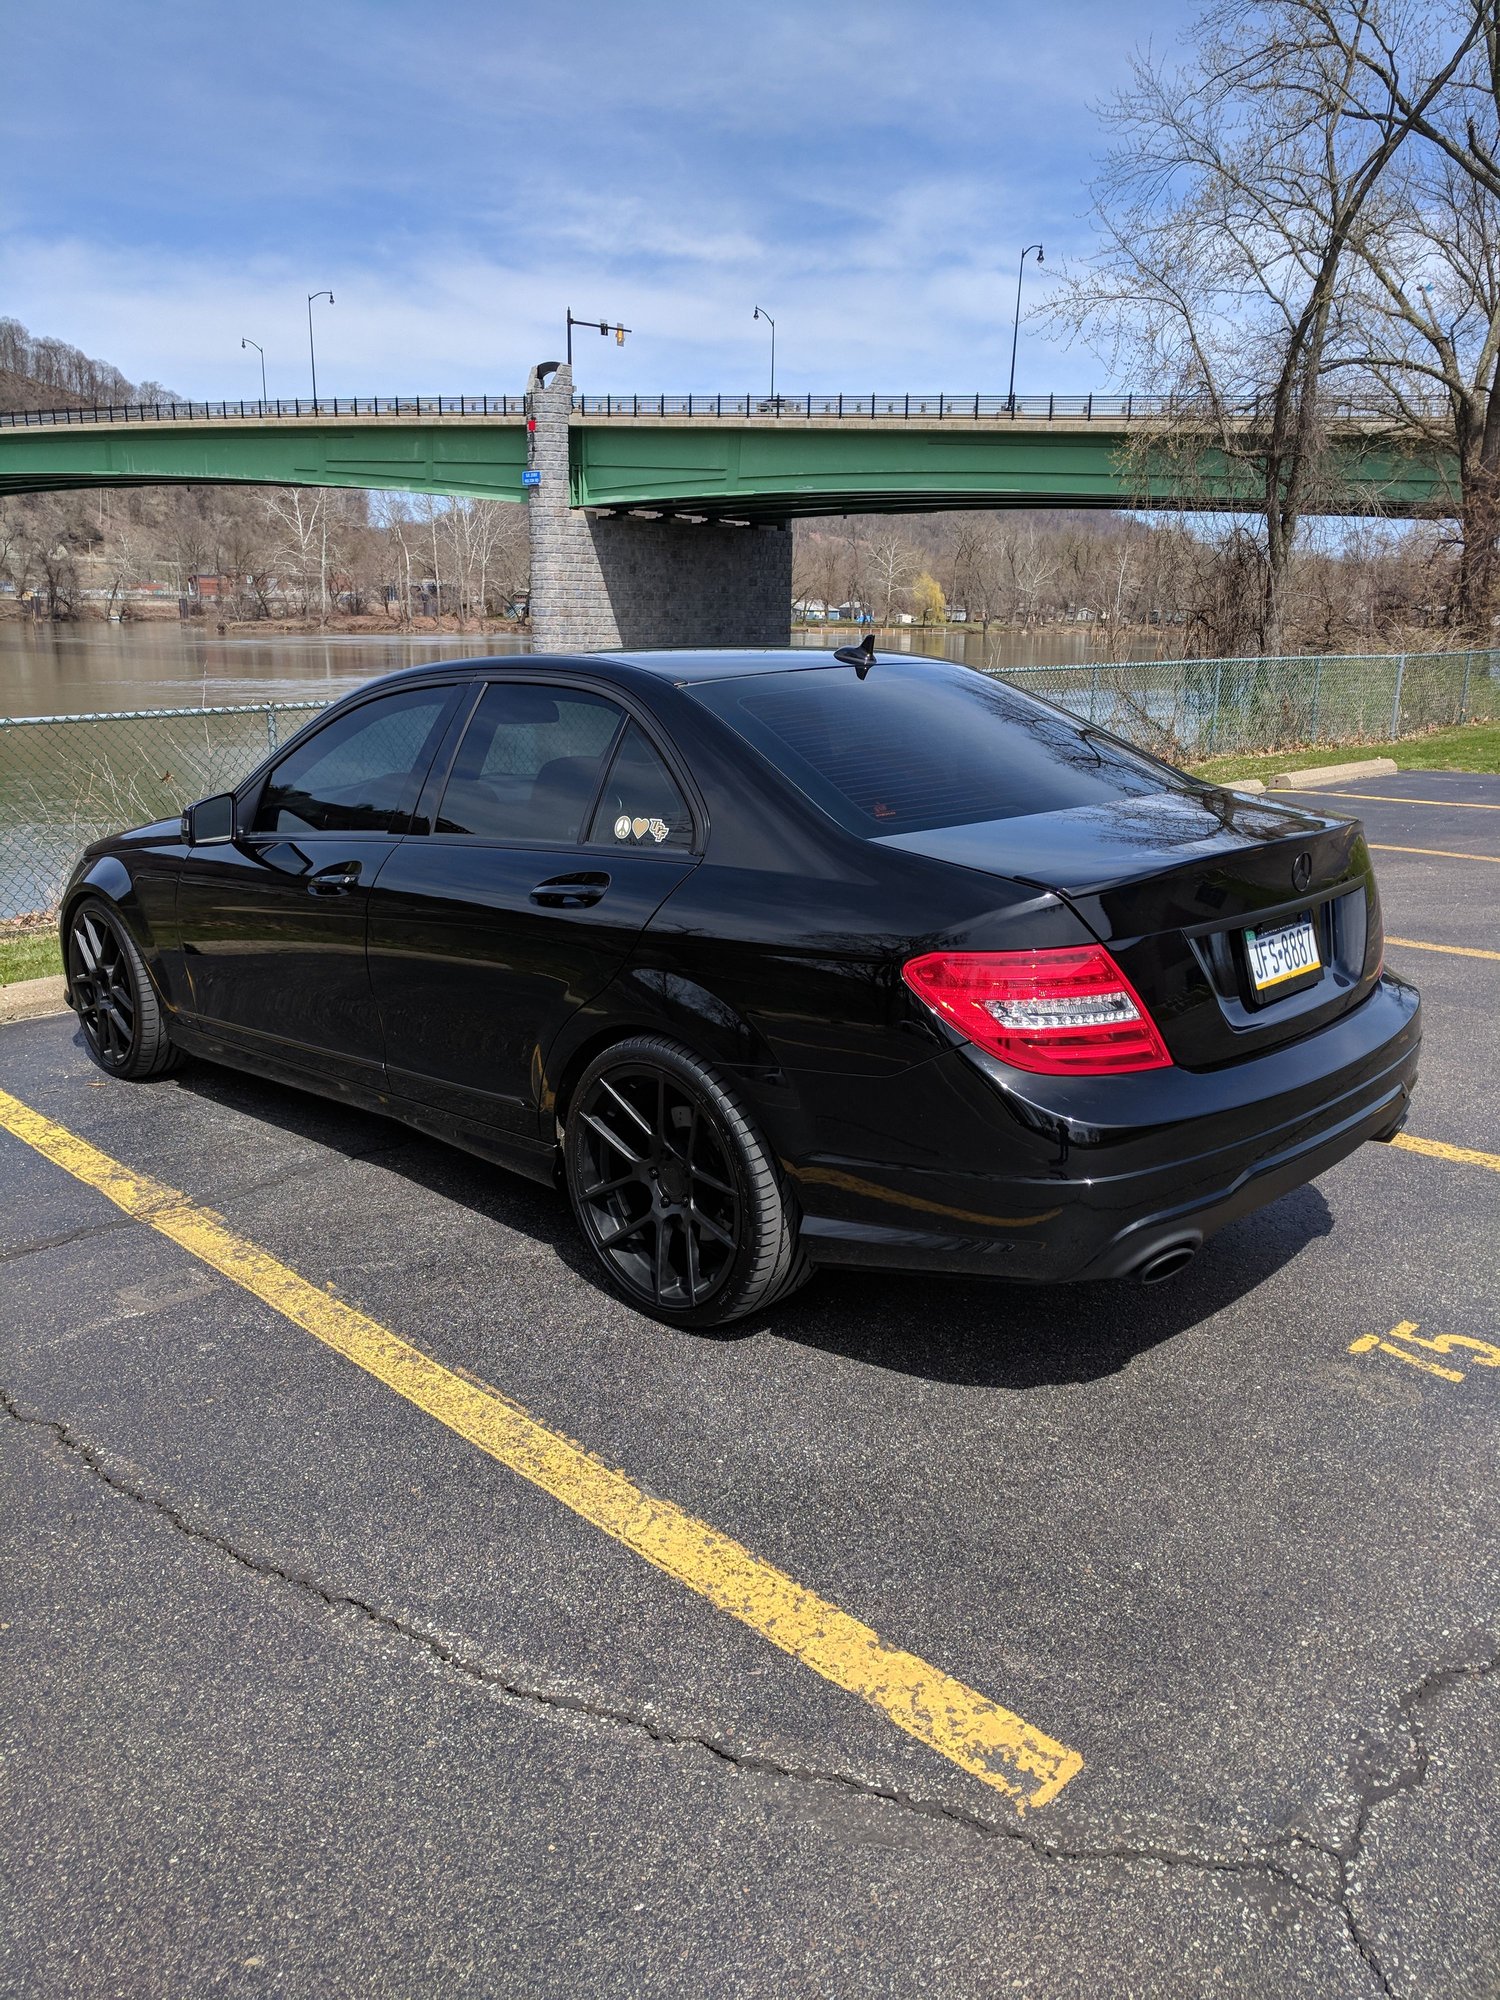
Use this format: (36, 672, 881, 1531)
(521, 468, 541, 487)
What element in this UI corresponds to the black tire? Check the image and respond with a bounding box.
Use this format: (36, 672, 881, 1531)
(66, 897, 182, 1080)
(563, 1035, 810, 1329)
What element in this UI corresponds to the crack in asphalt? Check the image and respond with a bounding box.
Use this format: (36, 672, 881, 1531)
(0, 1215, 135, 1267)
(1274, 1651, 1500, 1998)
(5, 1385, 1493, 1998)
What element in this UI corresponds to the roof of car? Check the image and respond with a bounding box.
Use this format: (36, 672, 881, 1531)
(595, 648, 857, 682)
(364, 647, 943, 696)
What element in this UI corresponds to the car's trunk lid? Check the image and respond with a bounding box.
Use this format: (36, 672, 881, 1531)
(879, 789, 1383, 1068)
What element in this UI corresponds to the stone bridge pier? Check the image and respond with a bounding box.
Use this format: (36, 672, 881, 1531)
(525, 362, 792, 652)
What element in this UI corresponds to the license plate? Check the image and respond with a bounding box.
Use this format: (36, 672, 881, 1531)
(1245, 915, 1321, 994)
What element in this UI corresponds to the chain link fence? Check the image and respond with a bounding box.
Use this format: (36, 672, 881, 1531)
(995, 647, 1500, 765)
(2, 648, 1496, 928)
(0, 702, 322, 928)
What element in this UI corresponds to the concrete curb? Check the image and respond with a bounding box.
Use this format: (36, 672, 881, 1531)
(1269, 756, 1399, 790)
(0, 975, 68, 1024)
(1231, 778, 1267, 793)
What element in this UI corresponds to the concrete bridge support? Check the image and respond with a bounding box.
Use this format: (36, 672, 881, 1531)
(525, 363, 791, 652)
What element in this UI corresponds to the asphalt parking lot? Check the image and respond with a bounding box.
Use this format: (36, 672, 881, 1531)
(2, 771, 1496, 2000)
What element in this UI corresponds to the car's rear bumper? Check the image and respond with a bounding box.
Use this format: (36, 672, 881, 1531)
(764, 973, 1420, 1283)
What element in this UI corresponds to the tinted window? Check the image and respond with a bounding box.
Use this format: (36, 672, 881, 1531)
(253, 686, 453, 835)
(688, 662, 1190, 835)
(587, 722, 695, 850)
(435, 683, 623, 842)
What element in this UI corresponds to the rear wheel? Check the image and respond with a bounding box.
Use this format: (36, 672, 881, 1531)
(67, 898, 181, 1080)
(564, 1036, 809, 1329)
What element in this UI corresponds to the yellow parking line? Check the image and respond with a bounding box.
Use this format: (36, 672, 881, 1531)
(1370, 843, 1500, 865)
(1385, 936, 1500, 963)
(1391, 1132, 1500, 1175)
(1273, 789, 1500, 810)
(0, 1084, 1080, 1813)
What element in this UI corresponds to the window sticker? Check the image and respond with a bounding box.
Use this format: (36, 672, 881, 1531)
(613, 813, 670, 843)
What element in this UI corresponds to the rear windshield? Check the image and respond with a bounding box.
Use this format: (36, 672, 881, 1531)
(687, 661, 1191, 835)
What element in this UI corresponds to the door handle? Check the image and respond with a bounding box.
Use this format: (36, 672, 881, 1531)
(308, 860, 362, 896)
(530, 871, 610, 909)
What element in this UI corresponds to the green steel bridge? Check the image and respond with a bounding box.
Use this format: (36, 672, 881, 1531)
(0, 392, 1457, 521)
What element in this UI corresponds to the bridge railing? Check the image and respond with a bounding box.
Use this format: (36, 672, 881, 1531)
(568, 390, 1445, 422)
(3, 649, 1494, 925)
(0, 395, 531, 427)
(0, 390, 1449, 427)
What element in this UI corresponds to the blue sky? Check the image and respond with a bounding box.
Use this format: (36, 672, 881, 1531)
(3, 0, 1199, 401)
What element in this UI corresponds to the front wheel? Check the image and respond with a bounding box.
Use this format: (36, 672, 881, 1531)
(563, 1036, 809, 1329)
(67, 897, 181, 1080)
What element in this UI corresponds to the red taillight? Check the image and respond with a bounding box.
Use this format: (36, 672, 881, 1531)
(902, 945, 1173, 1076)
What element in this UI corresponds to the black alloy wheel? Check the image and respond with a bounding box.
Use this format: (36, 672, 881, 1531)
(564, 1036, 808, 1329)
(67, 898, 180, 1080)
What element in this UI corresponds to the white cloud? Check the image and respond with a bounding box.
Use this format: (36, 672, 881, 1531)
(2, 0, 1200, 397)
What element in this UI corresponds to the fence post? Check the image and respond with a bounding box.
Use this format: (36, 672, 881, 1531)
(1459, 649, 1473, 723)
(1089, 662, 1099, 724)
(1390, 654, 1407, 738)
(1310, 656, 1323, 740)
(1207, 659, 1224, 754)
(266, 708, 278, 756)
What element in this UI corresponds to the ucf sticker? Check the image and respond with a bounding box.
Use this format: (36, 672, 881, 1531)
(614, 813, 669, 844)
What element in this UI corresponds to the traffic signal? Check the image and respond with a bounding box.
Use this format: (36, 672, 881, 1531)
(615, 325, 625, 345)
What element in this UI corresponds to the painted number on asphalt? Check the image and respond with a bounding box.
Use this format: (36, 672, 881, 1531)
(1349, 1320, 1500, 1384)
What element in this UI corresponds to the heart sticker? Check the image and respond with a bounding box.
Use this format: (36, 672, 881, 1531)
(632, 817, 649, 839)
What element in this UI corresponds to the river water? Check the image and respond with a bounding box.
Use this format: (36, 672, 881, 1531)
(0, 620, 1116, 718)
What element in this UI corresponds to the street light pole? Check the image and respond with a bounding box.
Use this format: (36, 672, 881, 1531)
(1007, 244, 1043, 411)
(241, 337, 266, 404)
(307, 290, 334, 408)
(753, 305, 776, 406)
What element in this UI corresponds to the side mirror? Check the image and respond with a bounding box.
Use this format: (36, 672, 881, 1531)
(182, 793, 236, 845)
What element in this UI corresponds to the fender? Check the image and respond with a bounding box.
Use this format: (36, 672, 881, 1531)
(540, 961, 785, 1125)
(60, 836, 187, 1014)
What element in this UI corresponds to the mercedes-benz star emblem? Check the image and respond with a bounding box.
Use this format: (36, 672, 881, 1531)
(1292, 851, 1313, 893)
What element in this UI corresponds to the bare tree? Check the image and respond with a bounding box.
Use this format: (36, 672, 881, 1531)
(263, 489, 328, 620)
(1050, 1, 1483, 653)
(862, 530, 919, 621)
(1331, 18, 1500, 626)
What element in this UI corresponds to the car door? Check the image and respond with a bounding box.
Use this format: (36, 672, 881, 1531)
(175, 680, 460, 1088)
(368, 677, 701, 1136)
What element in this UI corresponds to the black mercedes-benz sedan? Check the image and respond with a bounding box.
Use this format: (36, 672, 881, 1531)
(61, 646, 1420, 1327)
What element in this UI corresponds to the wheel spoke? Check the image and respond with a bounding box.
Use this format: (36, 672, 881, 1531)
(581, 1112, 643, 1165)
(689, 1203, 735, 1249)
(74, 919, 100, 971)
(596, 1211, 650, 1250)
(599, 1077, 653, 1139)
(683, 1217, 702, 1305)
(581, 1170, 638, 1200)
(651, 1215, 671, 1303)
(689, 1160, 735, 1196)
